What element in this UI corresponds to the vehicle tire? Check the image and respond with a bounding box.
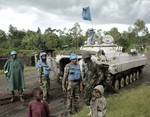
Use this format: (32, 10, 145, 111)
(129, 73, 133, 83)
(120, 77, 125, 88)
(133, 72, 136, 82)
(125, 75, 129, 85)
(113, 79, 120, 91)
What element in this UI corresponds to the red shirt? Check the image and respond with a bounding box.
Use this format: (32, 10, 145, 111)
(28, 100, 50, 117)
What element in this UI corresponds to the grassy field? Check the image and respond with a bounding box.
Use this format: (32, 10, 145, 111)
(0, 66, 35, 75)
(72, 84, 150, 117)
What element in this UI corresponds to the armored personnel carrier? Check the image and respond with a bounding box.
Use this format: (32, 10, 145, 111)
(55, 29, 147, 93)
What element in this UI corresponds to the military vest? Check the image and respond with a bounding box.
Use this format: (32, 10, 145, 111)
(40, 62, 50, 77)
(67, 63, 81, 80)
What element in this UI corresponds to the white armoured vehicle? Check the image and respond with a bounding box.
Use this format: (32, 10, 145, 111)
(55, 30, 147, 93)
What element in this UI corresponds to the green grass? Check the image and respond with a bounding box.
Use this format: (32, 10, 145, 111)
(24, 66, 36, 72)
(72, 84, 150, 117)
(0, 66, 35, 75)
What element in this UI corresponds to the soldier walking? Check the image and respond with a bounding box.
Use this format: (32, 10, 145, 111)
(82, 51, 104, 116)
(62, 53, 83, 114)
(36, 52, 51, 101)
(4, 50, 25, 102)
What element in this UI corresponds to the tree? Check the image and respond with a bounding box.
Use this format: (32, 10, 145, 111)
(105, 27, 121, 40)
(133, 19, 149, 45)
(21, 30, 37, 50)
(69, 23, 83, 49)
(8, 25, 26, 48)
(0, 29, 7, 42)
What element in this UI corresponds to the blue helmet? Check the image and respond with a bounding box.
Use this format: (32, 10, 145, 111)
(11, 50, 17, 55)
(70, 53, 77, 60)
(40, 52, 47, 58)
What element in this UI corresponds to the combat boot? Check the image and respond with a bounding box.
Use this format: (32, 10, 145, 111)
(20, 96, 25, 102)
(10, 96, 15, 102)
(10, 91, 15, 102)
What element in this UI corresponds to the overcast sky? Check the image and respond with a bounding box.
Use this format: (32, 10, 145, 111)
(0, 0, 150, 33)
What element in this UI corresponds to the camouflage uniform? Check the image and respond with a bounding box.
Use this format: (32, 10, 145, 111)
(90, 85, 107, 117)
(82, 51, 104, 106)
(83, 61, 103, 105)
(62, 62, 82, 113)
(38, 67, 50, 101)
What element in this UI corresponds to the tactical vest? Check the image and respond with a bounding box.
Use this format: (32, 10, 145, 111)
(41, 62, 50, 77)
(67, 63, 81, 80)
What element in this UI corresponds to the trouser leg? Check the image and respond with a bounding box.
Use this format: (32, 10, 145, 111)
(47, 78, 50, 97)
(40, 78, 48, 101)
(83, 86, 92, 106)
(18, 89, 25, 102)
(67, 88, 73, 113)
(74, 84, 80, 112)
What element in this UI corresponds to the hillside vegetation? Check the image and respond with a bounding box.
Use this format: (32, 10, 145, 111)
(0, 20, 150, 56)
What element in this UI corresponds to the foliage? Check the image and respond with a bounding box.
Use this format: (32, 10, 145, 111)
(0, 20, 149, 56)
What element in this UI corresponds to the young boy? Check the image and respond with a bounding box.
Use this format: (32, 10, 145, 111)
(28, 88, 50, 117)
(90, 85, 107, 117)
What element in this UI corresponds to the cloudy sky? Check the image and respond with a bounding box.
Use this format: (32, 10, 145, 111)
(0, 0, 150, 33)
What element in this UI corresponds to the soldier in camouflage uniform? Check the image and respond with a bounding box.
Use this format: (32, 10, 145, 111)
(36, 52, 51, 101)
(82, 51, 104, 116)
(62, 53, 83, 114)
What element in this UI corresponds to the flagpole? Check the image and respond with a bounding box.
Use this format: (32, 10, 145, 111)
(91, 20, 93, 29)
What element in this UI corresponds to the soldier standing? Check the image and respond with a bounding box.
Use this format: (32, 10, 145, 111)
(4, 50, 25, 102)
(62, 53, 83, 114)
(36, 52, 51, 101)
(82, 51, 104, 116)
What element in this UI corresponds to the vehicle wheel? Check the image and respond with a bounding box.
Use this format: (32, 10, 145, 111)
(125, 75, 129, 85)
(136, 71, 140, 80)
(120, 77, 125, 88)
(133, 72, 136, 82)
(113, 79, 120, 91)
(129, 73, 133, 83)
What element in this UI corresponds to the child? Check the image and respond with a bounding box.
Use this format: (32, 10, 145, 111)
(28, 88, 50, 117)
(90, 85, 107, 117)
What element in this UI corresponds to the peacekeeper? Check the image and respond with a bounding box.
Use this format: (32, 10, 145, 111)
(4, 50, 25, 102)
(62, 53, 83, 114)
(36, 52, 51, 101)
(82, 51, 104, 116)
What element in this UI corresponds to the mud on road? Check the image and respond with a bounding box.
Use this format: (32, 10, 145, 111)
(0, 52, 150, 117)
(0, 71, 68, 117)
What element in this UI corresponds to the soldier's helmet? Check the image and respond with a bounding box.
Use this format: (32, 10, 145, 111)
(11, 50, 17, 55)
(82, 51, 91, 59)
(40, 52, 46, 56)
(70, 53, 77, 60)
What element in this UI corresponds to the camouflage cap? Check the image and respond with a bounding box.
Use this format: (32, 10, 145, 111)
(82, 51, 91, 59)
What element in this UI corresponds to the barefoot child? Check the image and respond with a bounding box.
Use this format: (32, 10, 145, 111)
(90, 85, 107, 117)
(28, 88, 50, 117)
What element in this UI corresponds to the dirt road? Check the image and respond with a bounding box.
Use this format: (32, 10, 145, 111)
(0, 70, 67, 117)
(0, 52, 150, 117)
